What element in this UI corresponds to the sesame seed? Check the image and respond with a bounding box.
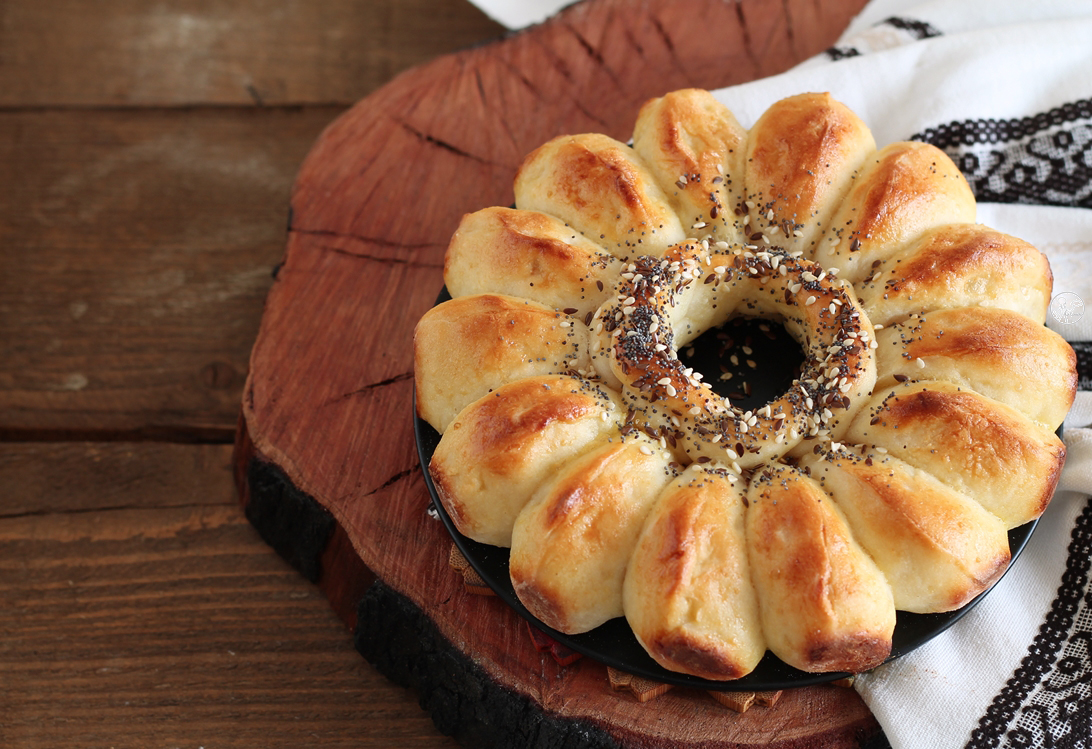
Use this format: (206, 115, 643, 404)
(639, 444, 653, 455)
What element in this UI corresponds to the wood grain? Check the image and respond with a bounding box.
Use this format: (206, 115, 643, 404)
(0, 444, 459, 748)
(239, 0, 881, 746)
(0, 108, 337, 439)
(3, 2, 506, 747)
(0, 0, 504, 107)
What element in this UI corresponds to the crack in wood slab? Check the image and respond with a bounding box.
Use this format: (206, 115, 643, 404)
(288, 228, 444, 267)
(398, 120, 509, 168)
(361, 467, 416, 499)
(735, 1, 758, 68)
(561, 20, 623, 93)
(782, 0, 799, 58)
(524, 34, 612, 129)
(327, 372, 414, 403)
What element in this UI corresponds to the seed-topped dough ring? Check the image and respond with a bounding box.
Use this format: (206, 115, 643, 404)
(592, 239, 877, 469)
(413, 89, 1074, 681)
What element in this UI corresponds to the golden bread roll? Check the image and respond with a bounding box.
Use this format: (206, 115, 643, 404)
(413, 89, 1078, 680)
(443, 206, 621, 321)
(812, 142, 976, 283)
(743, 92, 876, 258)
(746, 462, 895, 673)
(514, 133, 686, 257)
(846, 381, 1066, 528)
(632, 89, 749, 242)
(509, 434, 677, 634)
(856, 223, 1053, 326)
(874, 306, 1077, 429)
(623, 465, 764, 680)
(430, 375, 624, 547)
(799, 445, 1010, 612)
(414, 293, 592, 432)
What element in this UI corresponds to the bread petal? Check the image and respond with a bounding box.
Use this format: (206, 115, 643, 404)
(509, 435, 677, 634)
(746, 462, 894, 673)
(431, 375, 623, 547)
(624, 465, 764, 679)
(514, 133, 686, 257)
(799, 446, 1010, 613)
(444, 206, 620, 320)
(414, 293, 592, 432)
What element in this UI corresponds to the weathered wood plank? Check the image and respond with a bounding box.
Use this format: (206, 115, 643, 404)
(2, 442, 235, 516)
(0, 107, 339, 438)
(0, 442, 459, 748)
(0, 0, 505, 107)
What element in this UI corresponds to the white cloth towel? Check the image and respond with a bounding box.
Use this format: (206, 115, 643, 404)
(468, 1, 1092, 746)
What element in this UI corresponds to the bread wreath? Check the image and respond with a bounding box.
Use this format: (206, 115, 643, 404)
(413, 89, 1075, 679)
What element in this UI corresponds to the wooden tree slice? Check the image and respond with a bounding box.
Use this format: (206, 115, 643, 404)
(234, 0, 887, 746)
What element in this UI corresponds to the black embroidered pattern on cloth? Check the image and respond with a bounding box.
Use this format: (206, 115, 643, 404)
(1074, 342, 1092, 394)
(825, 16, 942, 60)
(912, 99, 1092, 208)
(964, 499, 1092, 749)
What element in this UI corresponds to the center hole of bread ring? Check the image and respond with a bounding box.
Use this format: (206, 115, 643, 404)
(677, 316, 804, 411)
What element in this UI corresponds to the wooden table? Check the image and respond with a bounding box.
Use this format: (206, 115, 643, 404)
(3, 2, 884, 747)
(2, 3, 500, 746)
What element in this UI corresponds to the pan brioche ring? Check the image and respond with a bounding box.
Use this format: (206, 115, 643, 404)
(414, 89, 1075, 680)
